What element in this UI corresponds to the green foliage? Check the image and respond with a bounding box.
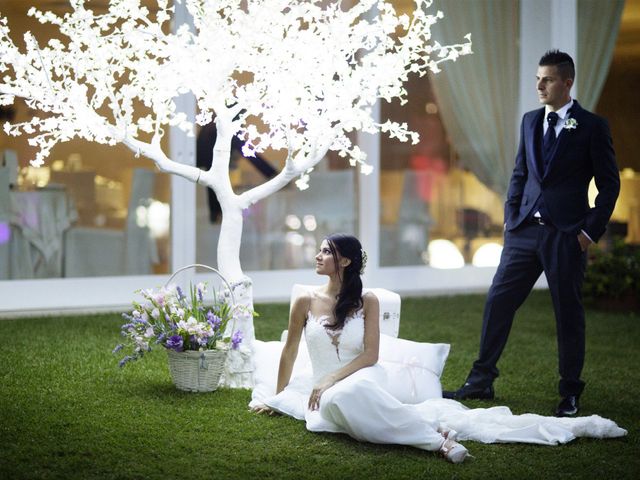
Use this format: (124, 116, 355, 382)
(583, 240, 640, 308)
(0, 291, 638, 479)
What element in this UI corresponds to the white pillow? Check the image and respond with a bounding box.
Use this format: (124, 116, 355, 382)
(378, 334, 450, 404)
(250, 339, 312, 409)
(250, 340, 282, 408)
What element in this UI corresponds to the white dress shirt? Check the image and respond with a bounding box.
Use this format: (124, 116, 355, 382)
(543, 99, 574, 137)
(535, 98, 593, 243)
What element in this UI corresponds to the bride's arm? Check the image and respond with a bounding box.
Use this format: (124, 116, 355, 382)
(308, 293, 380, 410)
(276, 293, 310, 394)
(252, 294, 309, 414)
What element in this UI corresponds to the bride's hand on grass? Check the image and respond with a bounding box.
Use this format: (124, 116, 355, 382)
(251, 405, 280, 416)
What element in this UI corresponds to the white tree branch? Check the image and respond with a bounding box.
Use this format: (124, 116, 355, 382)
(121, 134, 201, 183)
(237, 131, 335, 208)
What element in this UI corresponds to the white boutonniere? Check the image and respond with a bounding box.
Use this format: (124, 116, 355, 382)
(564, 118, 578, 130)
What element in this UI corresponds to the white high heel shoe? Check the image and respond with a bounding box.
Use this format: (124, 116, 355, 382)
(437, 427, 458, 441)
(439, 438, 469, 464)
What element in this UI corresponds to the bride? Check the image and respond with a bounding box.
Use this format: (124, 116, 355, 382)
(250, 234, 626, 463)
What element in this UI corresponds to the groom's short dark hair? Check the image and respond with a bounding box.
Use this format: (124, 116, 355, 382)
(539, 50, 575, 80)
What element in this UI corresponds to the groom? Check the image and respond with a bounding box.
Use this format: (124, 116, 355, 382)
(444, 50, 620, 417)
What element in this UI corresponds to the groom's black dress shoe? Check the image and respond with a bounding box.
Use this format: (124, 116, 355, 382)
(555, 395, 579, 417)
(442, 383, 495, 400)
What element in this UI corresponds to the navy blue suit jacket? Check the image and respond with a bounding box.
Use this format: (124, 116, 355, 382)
(504, 101, 620, 242)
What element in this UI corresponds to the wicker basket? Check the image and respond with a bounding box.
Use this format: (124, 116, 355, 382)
(164, 264, 236, 393)
(167, 348, 228, 392)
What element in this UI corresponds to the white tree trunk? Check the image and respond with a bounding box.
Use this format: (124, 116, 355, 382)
(122, 117, 257, 387)
(119, 115, 333, 388)
(188, 116, 255, 388)
(217, 202, 256, 388)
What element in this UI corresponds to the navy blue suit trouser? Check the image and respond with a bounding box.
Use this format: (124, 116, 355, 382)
(467, 221, 588, 397)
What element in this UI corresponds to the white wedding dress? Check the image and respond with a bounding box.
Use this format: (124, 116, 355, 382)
(250, 309, 626, 451)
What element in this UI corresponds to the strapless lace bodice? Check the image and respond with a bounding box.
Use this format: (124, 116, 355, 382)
(305, 310, 365, 382)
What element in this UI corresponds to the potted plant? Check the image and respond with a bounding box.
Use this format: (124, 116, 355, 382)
(114, 278, 245, 392)
(583, 239, 640, 312)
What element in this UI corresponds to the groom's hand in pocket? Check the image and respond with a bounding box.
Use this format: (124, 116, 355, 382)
(577, 231, 592, 252)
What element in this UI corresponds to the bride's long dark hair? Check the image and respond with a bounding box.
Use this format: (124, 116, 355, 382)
(325, 234, 365, 330)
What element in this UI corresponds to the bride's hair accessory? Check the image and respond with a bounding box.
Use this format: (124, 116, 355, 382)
(360, 249, 367, 274)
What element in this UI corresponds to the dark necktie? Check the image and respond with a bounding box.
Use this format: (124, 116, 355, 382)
(543, 111, 559, 156)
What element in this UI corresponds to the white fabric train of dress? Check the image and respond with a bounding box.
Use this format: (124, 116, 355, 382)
(249, 310, 626, 451)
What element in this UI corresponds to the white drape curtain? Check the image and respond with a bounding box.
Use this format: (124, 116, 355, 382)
(429, 0, 520, 198)
(576, 0, 625, 111)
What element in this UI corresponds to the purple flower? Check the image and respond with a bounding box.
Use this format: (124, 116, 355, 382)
(155, 333, 166, 344)
(153, 293, 165, 306)
(231, 330, 243, 350)
(118, 355, 133, 368)
(112, 344, 124, 354)
(166, 335, 184, 352)
(206, 311, 222, 330)
(176, 286, 185, 300)
(120, 323, 136, 334)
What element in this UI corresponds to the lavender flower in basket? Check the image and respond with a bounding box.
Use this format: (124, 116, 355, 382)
(114, 282, 244, 369)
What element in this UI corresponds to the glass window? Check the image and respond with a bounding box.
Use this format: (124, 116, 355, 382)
(594, 0, 640, 247)
(195, 133, 358, 271)
(0, 3, 171, 280)
(379, 72, 504, 269)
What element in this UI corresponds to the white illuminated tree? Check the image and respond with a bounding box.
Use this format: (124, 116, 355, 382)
(0, 0, 471, 386)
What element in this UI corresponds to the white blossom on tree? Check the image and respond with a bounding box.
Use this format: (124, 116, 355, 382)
(0, 0, 471, 387)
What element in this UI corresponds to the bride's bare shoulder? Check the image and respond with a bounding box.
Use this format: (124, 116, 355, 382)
(291, 291, 312, 311)
(305, 287, 336, 305)
(362, 291, 380, 319)
(362, 291, 379, 307)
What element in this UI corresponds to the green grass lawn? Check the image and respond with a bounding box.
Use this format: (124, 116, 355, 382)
(0, 291, 638, 479)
